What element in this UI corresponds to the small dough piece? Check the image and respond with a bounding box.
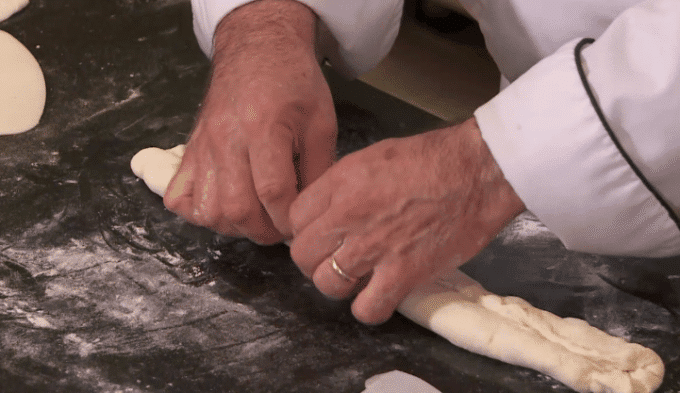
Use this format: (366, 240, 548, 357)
(130, 145, 185, 197)
(0, 30, 46, 135)
(363, 370, 441, 393)
(0, 0, 28, 22)
(398, 270, 665, 393)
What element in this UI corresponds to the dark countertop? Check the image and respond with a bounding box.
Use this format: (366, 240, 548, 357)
(0, 1, 678, 392)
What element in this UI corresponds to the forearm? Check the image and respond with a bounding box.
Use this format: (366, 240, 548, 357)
(205, 0, 320, 102)
(214, 0, 317, 61)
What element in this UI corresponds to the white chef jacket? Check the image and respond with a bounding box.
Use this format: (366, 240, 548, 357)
(190, 0, 680, 258)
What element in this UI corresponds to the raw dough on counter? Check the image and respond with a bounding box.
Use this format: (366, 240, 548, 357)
(131, 145, 666, 393)
(0, 29, 46, 135)
(362, 370, 441, 393)
(399, 270, 665, 393)
(130, 145, 185, 197)
(0, 0, 28, 22)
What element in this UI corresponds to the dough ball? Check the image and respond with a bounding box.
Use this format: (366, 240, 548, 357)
(0, 0, 28, 22)
(363, 371, 441, 393)
(0, 30, 46, 135)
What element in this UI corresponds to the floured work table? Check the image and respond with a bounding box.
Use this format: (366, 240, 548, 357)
(0, 1, 678, 392)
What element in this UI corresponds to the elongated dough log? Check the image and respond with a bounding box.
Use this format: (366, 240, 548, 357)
(398, 270, 665, 393)
(130, 145, 185, 197)
(130, 145, 665, 393)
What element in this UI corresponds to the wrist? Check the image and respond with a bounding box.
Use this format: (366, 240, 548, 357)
(470, 117, 525, 234)
(213, 0, 317, 63)
(444, 118, 525, 238)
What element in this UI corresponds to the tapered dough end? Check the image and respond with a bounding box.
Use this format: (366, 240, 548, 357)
(399, 270, 665, 393)
(130, 145, 186, 197)
(0, 30, 46, 135)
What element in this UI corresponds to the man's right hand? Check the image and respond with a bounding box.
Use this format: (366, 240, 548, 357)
(164, 0, 337, 244)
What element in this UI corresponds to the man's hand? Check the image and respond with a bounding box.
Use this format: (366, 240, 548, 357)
(164, 0, 337, 244)
(289, 118, 525, 324)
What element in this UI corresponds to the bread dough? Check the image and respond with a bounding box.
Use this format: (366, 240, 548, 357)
(398, 270, 664, 393)
(363, 370, 441, 393)
(0, 0, 28, 22)
(130, 144, 665, 393)
(130, 145, 185, 197)
(0, 30, 46, 135)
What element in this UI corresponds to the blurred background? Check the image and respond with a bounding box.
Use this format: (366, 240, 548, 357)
(359, 0, 500, 123)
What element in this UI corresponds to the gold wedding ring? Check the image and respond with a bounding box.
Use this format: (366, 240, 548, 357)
(330, 256, 354, 282)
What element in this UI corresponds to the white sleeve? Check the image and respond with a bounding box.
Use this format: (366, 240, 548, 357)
(474, 0, 680, 257)
(190, 0, 403, 78)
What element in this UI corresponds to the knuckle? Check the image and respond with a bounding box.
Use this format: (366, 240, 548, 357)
(221, 202, 284, 244)
(192, 205, 218, 228)
(288, 241, 304, 265)
(221, 201, 257, 225)
(288, 240, 318, 278)
(256, 181, 290, 204)
(289, 213, 303, 236)
(163, 194, 179, 211)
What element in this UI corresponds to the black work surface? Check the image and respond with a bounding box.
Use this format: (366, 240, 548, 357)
(0, 1, 678, 392)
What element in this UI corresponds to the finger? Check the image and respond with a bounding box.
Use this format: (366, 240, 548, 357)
(164, 144, 241, 235)
(288, 168, 334, 238)
(191, 150, 220, 227)
(249, 124, 298, 237)
(164, 144, 198, 219)
(312, 259, 357, 300)
(288, 211, 344, 278)
(234, 208, 283, 245)
(311, 242, 363, 300)
(310, 230, 388, 299)
(191, 153, 242, 235)
(351, 260, 417, 325)
(216, 149, 284, 244)
(297, 105, 337, 188)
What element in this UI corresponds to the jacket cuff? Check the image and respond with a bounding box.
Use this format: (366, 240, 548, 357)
(475, 38, 680, 257)
(190, 0, 402, 78)
(190, 0, 247, 58)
